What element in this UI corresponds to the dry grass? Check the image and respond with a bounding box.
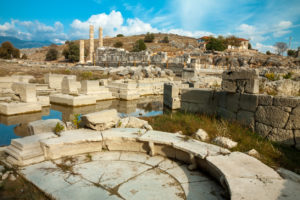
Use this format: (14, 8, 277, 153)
(144, 112, 300, 174)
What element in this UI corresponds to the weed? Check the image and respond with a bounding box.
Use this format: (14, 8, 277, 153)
(265, 73, 280, 81)
(53, 122, 64, 134)
(80, 71, 93, 80)
(282, 72, 293, 79)
(72, 114, 81, 129)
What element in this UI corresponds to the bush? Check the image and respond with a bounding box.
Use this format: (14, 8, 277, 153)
(73, 114, 81, 129)
(283, 72, 292, 79)
(63, 42, 80, 62)
(113, 41, 123, 48)
(266, 51, 271, 55)
(287, 49, 297, 57)
(54, 122, 64, 134)
(132, 39, 146, 52)
(144, 32, 155, 43)
(248, 43, 252, 49)
(45, 48, 58, 61)
(162, 36, 169, 43)
(0, 41, 20, 59)
(265, 73, 280, 81)
(21, 54, 28, 59)
(206, 37, 226, 51)
(116, 34, 124, 37)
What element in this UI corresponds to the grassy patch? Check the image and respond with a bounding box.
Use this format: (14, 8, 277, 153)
(144, 112, 300, 174)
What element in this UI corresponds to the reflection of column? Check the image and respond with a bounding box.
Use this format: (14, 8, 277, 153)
(79, 40, 84, 64)
(99, 27, 103, 48)
(89, 25, 94, 63)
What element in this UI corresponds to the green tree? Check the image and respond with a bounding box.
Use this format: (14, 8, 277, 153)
(248, 43, 252, 49)
(144, 32, 155, 43)
(116, 34, 124, 37)
(162, 36, 169, 43)
(45, 48, 58, 61)
(266, 51, 271, 55)
(287, 49, 297, 57)
(0, 41, 20, 59)
(225, 35, 241, 47)
(132, 39, 146, 52)
(62, 41, 81, 62)
(114, 41, 123, 48)
(206, 37, 226, 51)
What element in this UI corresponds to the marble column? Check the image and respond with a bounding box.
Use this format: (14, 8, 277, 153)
(98, 27, 103, 48)
(79, 40, 84, 64)
(89, 25, 94, 63)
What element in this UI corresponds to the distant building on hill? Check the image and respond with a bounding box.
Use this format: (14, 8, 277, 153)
(197, 36, 249, 51)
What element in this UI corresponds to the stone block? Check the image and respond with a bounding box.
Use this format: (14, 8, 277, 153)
(49, 94, 97, 106)
(37, 96, 50, 107)
(163, 83, 179, 98)
(255, 106, 289, 128)
(268, 128, 295, 145)
(28, 119, 66, 135)
(44, 74, 76, 89)
(285, 106, 300, 129)
(239, 93, 258, 112)
(217, 107, 236, 121)
(244, 78, 259, 94)
(12, 83, 37, 103)
(181, 88, 214, 104)
(61, 77, 78, 95)
(222, 68, 259, 80)
(81, 80, 100, 94)
(221, 80, 236, 93)
(0, 102, 42, 115)
(237, 110, 254, 128)
(81, 109, 120, 131)
(258, 94, 273, 106)
(226, 93, 240, 113)
(255, 122, 272, 138)
(294, 130, 300, 150)
(273, 96, 300, 108)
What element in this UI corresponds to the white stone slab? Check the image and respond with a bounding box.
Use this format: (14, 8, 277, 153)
(0, 102, 42, 115)
(166, 165, 209, 184)
(50, 94, 97, 106)
(119, 151, 150, 163)
(11, 132, 57, 150)
(102, 128, 147, 141)
(90, 151, 121, 161)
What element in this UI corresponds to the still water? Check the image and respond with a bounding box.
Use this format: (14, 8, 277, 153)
(0, 95, 163, 146)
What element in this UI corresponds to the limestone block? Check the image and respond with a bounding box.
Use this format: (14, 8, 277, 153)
(237, 110, 254, 128)
(255, 122, 272, 138)
(61, 77, 78, 95)
(267, 128, 295, 145)
(273, 96, 300, 108)
(37, 96, 50, 107)
(81, 80, 100, 94)
(226, 93, 240, 113)
(244, 78, 259, 94)
(194, 129, 209, 141)
(116, 117, 152, 130)
(239, 93, 258, 112)
(181, 88, 214, 104)
(255, 106, 289, 128)
(217, 107, 236, 121)
(222, 68, 259, 80)
(0, 102, 42, 115)
(28, 119, 66, 135)
(49, 94, 97, 106)
(258, 94, 273, 106)
(164, 97, 181, 110)
(44, 74, 76, 89)
(213, 137, 237, 149)
(221, 80, 236, 93)
(41, 130, 102, 159)
(81, 109, 120, 131)
(12, 82, 37, 103)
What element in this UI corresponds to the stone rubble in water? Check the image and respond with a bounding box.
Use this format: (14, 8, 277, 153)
(213, 136, 238, 149)
(28, 119, 66, 135)
(116, 116, 153, 130)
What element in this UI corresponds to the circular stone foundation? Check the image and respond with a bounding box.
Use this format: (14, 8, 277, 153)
(20, 151, 226, 200)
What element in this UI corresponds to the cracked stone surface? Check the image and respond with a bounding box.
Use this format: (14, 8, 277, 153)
(20, 151, 225, 200)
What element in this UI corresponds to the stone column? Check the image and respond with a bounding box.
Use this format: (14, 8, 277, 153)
(79, 40, 84, 64)
(98, 27, 103, 48)
(89, 25, 94, 63)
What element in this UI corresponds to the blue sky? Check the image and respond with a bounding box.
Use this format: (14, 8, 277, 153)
(1, 0, 300, 52)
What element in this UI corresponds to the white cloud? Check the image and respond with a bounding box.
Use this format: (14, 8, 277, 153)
(254, 43, 276, 53)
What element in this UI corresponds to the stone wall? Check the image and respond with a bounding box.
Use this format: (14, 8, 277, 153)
(180, 88, 300, 148)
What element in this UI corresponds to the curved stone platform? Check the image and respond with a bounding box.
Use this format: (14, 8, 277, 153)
(4, 128, 300, 200)
(20, 151, 225, 200)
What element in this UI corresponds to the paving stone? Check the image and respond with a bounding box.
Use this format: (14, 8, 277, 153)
(181, 181, 224, 200)
(166, 165, 209, 184)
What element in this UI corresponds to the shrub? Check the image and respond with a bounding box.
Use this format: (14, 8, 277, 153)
(132, 39, 146, 52)
(162, 36, 169, 43)
(113, 41, 123, 48)
(0, 41, 20, 59)
(45, 48, 58, 61)
(116, 34, 124, 37)
(54, 122, 64, 134)
(73, 114, 81, 129)
(287, 49, 297, 57)
(283, 72, 292, 79)
(144, 32, 155, 43)
(80, 71, 93, 80)
(248, 43, 252, 49)
(206, 37, 226, 51)
(265, 73, 280, 81)
(21, 54, 28, 59)
(63, 42, 80, 62)
(266, 51, 271, 55)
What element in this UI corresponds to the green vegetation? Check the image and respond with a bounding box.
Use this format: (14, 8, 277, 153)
(248, 43, 252, 49)
(205, 37, 227, 51)
(21, 54, 27, 59)
(80, 71, 94, 80)
(116, 34, 124, 37)
(265, 73, 280, 81)
(144, 32, 155, 43)
(144, 112, 300, 173)
(113, 41, 123, 48)
(287, 49, 298, 57)
(72, 114, 81, 129)
(45, 48, 58, 61)
(132, 39, 146, 52)
(62, 41, 87, 62)
(266, 50, 271, 55)
(0, 41, 20, 59)
(283, 72, 292, 79)
(162, 36, 169, 43)
(54, 122, 64, 134)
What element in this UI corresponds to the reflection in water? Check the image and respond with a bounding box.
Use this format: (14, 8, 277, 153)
(0, 95, 163, 146)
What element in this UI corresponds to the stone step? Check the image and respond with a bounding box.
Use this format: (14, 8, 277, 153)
(7, 155, 45, 166)
(11, 132, 57, 150)
(5, 145, 43, 161)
